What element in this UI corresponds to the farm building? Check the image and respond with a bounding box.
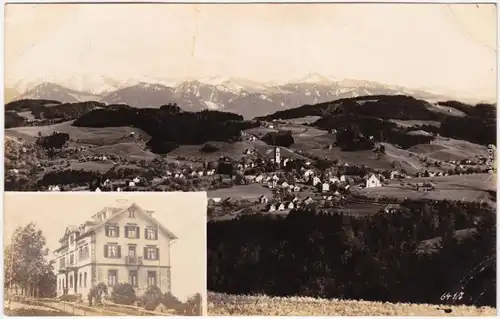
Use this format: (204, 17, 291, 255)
(417, 182, 436, 191)
(322, 182, 330, 193)
(366, 174, 382, 188)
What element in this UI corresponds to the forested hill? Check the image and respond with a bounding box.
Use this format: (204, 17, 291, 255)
(255, 95, 496, 146)
(257, 95, 496, 122)
(72, 105, 258, 153)
(207, 200, 496, 308)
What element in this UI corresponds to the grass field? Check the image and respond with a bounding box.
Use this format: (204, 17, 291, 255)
(4, 308, 73, 316)
(69, 161, 116, 172)
(168, 141, 257, 162)
(408, 137, 488, 162)
(355, 173, 495, 203)
(389, 119, 442, 128)
(207, 292, 496, 316)
(208, 184, 273, 200)
(283, 116, 322, 124)
(5, 121, 150, 146)
(427, 103, 467, 117)
(87, 142, 157, 160)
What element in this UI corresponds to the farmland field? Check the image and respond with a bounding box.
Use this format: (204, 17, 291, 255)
(208, 184, 273, 200)
(354, 173, 495, 203)
(5, 121, 150, 146)
(389, 119, 442, 127)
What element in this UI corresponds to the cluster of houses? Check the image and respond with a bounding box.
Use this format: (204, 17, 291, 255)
(165, 168, 216, 179)
(258, 193, 347, 212)
(241, 132, 257, 142)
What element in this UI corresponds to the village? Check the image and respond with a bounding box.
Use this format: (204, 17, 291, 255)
(5, 126, 492, 219)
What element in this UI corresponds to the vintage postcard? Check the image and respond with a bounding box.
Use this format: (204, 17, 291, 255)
(3, 192, 207, 316)
(3, 2, 497, 317)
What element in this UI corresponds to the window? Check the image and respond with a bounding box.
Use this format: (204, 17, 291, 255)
(128, 245, 136, 257)
(69, 254, 74, 265)
(129, 210, 135, 218)
(79, 273, 83, 287)
(106, 226, 119, 237)
(147, 271, 157, 286)
(145, 228, 158, 240)
(144, 247, 159, 260)
(69, 275, 73, 288)
(105, 244, 121, 258)
(129, 270, 138, 287)
(108, 270, 118, 287)
(84, 272, 88, 288)
(126, 226, 138, 239)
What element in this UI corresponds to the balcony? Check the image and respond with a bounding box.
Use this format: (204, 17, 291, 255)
(125, 256, 143, 266)
(58, 265, 67, 274)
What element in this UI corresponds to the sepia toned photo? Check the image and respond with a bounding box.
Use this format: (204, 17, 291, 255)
(4, 192, 207, 316)
(3, 2, 497, 317)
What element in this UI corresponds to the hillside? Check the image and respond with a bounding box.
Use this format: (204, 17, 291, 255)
(208, 292, 496, 316)
(72, 106, 258, 154)
(257, 95, 496, 147)
(6, 94, 492, 175)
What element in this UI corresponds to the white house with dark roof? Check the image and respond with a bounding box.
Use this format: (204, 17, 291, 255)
(53, 200, 177, 298)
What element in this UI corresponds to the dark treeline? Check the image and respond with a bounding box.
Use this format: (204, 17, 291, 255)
(262, 130, 295, 147)
(438, 101, 496, 119)
(5, 111, 27, 128)
(317, 115, 435, 150)
(35, 166, 153, 189)
(259, 95, 496, 147)
(441, 116, 496, 146)
(207, 200, 496, 307)
(5, 99, 104, 122)
(258, 95, 444, 122)
(5, 99, 62, 112)
(73, 107, 258, 153)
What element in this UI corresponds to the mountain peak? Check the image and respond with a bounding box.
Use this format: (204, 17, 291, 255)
(296, 73, 340, 84)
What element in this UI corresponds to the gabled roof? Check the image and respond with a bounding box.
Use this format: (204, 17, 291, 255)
(55, 203, 177, 254)
(83, 203, 178, 240)
(67, 225, 79, 232)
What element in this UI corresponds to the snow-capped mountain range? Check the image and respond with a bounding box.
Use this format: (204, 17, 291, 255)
(8, 74, 451, 119)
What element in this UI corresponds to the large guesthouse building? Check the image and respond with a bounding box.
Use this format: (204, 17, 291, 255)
(54, 200, 177, 298)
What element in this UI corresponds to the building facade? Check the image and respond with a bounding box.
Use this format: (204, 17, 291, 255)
(54, 200, 177, 298)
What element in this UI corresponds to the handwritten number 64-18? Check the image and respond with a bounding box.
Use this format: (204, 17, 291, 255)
(440, 292, 464, 301)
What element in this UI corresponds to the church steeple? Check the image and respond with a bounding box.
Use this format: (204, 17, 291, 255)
(274, 146, 281, 167)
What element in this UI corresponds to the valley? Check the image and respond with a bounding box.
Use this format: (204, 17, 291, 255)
(4, 86, 496, 310)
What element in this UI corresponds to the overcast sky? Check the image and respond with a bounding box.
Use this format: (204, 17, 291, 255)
(4, 192, 207, 302)
(4, 3, 497, 100)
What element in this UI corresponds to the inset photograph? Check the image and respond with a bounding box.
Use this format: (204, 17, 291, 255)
(4, 192, 207, 316)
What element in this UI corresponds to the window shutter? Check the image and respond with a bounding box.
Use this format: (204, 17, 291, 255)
(117, 245, 122, 258)
(116, 227, 120, 238)
(125, 226, 129, 238)
(143, 247, 148, 260)
(105, 226, 109, 237)
(136, 227, 140, 239)
(155, 229, 159, 240)
(104, 245, 108, 258)
(156, 248, 160, 260)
